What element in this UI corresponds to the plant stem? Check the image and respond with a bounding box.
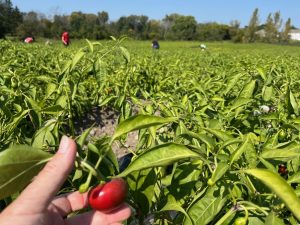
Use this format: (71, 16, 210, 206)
(76, 156, 106, 180)
(215, 207, 236, 225)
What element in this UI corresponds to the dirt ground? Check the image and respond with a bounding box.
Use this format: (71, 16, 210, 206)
(74, 107, 138, 158)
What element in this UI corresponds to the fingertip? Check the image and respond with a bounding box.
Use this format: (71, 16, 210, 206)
(58, 135, 77, 155)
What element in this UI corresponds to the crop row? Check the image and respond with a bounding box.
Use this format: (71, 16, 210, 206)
(1, 39, 300, 224)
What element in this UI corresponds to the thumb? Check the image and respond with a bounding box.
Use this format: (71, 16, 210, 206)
(9, 136, 77, 213)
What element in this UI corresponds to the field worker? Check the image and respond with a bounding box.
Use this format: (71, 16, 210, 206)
(152, 39, 160, 49)
(200, 44, 207, 51)
(45, 39, 53, 46)
(0, 136, 131, 225)
(61, 31, 70, 46)
(24, 37, 34, 43)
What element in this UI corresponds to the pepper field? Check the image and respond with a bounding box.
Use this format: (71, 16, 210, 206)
(1, 38, 300, 224)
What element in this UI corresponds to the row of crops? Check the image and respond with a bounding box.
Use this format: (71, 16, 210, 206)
(1, 38, 300, 224)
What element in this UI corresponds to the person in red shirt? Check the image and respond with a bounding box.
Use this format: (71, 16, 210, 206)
(61, 32, 70, 46)
(24, 37, 34, 43)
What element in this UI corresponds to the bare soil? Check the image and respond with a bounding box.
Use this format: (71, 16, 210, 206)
(74, 107, 138, 158)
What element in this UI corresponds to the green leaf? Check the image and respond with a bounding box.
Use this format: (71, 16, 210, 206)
(227, 98, 253, 112)
(88, 136, 119, 173)
(126, 168, 157, 214)
(33, 75, 53, 83)
(169, 161, 202, 199)
(45, 83, 57, 98)
(289, 89, 299, 116)
(247, 216, 265, 225)
(209, 162, 230, 185)
(70, 50, 85, 71)
(42, 105, 64, 114)
(61, 61, 72, 74)
(223, 74, 242, 96)
(244, 168, 300, 221)
(203, 128, 234, 142)
(56, 95, 68, 108)
(203, 128, 237, 152)
(72, 169, 83, 182)
(32, 126, 56, 148)
(117, 143, 201, 177)
(6, 109, 30, 134)
(160, 195, 193, 225)
(119, 46, 130, 63)
(184, 186, 227, 225)
(112, 115, 177, 141)
(104, 145, 119, 173)
(230, 135, 251, 165)
(244, 140, 257, 168)
(260, 113, 279, 120)
(85, 39, 94, 53)
(181, 131, 215, 149)
(286, 87, 299, 116)
(26, 97, 42, 112)
(262, 86, 273, 102)
(99, 96, 117, 107)
(287, 172, 300, 184)
(0, 86, 15, 95)
(77, 126, 94, 149)
(110, 36, 117, 41)
(264, 211, 285, 225)
(95, 59, 107, 83)
(257, 67, 267, 81)
(258, 157, 277, 173)
(260, 142, 300, 162)
(70, 81, 78, 101)
(0, 145, 52, 200)
(239, 80, 256, 99)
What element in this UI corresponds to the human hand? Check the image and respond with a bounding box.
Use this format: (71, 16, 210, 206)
(0, 136, 131, 225)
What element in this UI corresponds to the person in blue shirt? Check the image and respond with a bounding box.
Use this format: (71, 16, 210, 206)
(152, 39, 160, 49)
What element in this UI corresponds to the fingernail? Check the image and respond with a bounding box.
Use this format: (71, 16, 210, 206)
(58, 135, 69, 154)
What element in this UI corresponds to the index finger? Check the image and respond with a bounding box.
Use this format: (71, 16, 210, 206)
(7, 136, 77, 214)
(49, 191, 88, 217)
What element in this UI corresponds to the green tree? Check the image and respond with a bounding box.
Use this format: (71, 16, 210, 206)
(16, 11, 39, 38)
(264, 11, 282, 43)
(50, 15, 70, 39)
(197, 23, 230, 41)
(69, 12, 86, 38)
(40, 18, 53, 38)
(244, 8, 259, 43)
(0, 0, 22, 38)
(229, 20, 244, 43)
(274, 11, 282, 32)
(97, 11, 109, 25)
(145, 19, 162, 40)
(94, 11, 110, 39)
(264, 13, 275, 43)
(163, 14, 197, 40)
(281, 18, 292, 43)
(115, 15, 149, 39)
(84, 13, 98, 39)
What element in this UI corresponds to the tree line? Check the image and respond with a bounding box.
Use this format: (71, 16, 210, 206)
(0, 1, 296, 43)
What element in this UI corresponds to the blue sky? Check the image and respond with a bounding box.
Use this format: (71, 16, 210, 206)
(11, 0, 300, 28)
